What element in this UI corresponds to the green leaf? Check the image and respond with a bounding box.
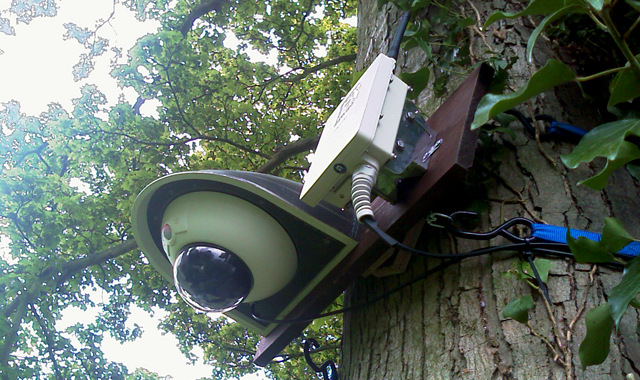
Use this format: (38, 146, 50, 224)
(609, 257, 640, 327)
(521, 259, 554, 282)
(579, 303, 614, 369)
(602, 217, 638, 248)
(503, 295, 534, 323)
(566, 229, 616, 263)
(561, 118, 640, 168)
(399, 66, 431, 100)
(471, 60, 576, 129)
(630, 298, 640, 308)
(566, 218, 636, 262)
(526, 5, 584, 63)
(483, 0, 585, 29)
(585, 0, 605, 10)
(609, 66, 640, 107)
(579, 142, 640, 190)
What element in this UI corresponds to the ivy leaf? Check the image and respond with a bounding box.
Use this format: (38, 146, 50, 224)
(566, 229, 615, 263)
(601, 217, 638, 249)
(579, 142, 640, 190)
(561, 118, 640, 168)
(630, 298, 640, 308)
(502, 295, 534, 323)
(521, 259, 553, 282)
(609, 257, 640, 327)
(579, 303, 614, 369)
(609, 65, 640, 107)
(483, 0, 585, 29)
(566, 218, 636, 262)
(471, 60, 576, 129)
(585, 0, 605, 10)
(400, 66, 430, 99)
(526, 5, 584, 63)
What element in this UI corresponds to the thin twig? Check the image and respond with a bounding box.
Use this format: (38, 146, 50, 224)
(525, 102, 557, 168)
(527, 321, 565, 364)
(624, 14, 640, 40)
(564, 265, 598, 380)
(538, 285, 566, 352)
(484, 167, 546, 224)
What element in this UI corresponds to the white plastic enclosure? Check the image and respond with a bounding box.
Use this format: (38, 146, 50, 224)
(300, 54, 408, 207)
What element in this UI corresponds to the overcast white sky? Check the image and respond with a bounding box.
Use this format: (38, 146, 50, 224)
(0, 0, 269, 378)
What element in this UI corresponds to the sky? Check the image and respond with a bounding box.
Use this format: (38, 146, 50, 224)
(0, 0, 269, 378)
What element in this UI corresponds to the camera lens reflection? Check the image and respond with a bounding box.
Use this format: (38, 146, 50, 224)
(173, 244, 253, 313)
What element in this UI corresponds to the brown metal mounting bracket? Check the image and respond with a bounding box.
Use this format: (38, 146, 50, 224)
(253, 63, 494, 366)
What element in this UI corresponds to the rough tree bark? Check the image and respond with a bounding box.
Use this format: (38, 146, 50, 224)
(341, 1, 640, 379)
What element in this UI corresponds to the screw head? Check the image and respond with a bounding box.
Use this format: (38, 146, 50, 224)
(333, 163, 347, 174)
(395, 140, 405, 150)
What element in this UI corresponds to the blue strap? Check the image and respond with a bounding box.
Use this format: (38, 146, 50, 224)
(531, 224, 640, 257)
(548, 121, 588, 139)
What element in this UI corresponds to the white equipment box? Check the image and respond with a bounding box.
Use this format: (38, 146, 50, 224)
(300, 54, 409, 207)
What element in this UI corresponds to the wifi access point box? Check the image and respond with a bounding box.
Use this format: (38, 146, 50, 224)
(300, 54, 408, 208)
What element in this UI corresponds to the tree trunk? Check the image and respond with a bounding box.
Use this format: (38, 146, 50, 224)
(341, 1, 640, 379)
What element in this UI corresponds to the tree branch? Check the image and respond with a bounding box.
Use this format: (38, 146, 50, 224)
(280, 54, 357, 84)
(180, 0, 225, 37)
(272, 343, 340, 364)
(29, 304, 63, 380)
(54, 239, 138, 285)
(257, 136, 319, 174)
(0, 295, 29, 376)
(97, 128, 272, 160)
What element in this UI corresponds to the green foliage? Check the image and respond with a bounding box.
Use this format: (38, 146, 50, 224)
(526, 5, 585, 63)
(502, 258, 553, 283)
(565, 219, 640, 368)
(502, 295, 534, 323)
(478, 0, 640, 188)
(579, 142, 640, 190)
(383, 0, 476, 99)
(579, 303, 614, 368)
(483, 0, 586, 28)
(471, 60, 577, 129)
(561, 118, 640, 190)
(399, 66, 431, 100)
(579, 257, 640, 368)
(609, 257, 640, 326)
(608, 58, 640, 106)
(567, 217, 636, 262)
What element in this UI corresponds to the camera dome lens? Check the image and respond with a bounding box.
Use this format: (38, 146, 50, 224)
(173, 244, 253, 313)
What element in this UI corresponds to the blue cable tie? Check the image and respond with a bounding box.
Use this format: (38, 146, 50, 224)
(531, 224, 640, 257)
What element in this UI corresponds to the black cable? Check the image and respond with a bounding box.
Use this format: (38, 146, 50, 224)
(252, 217, 628, 325)
(250, 241, 573, 324)
(251, 259, 458, 324)
(525, 253, 553, 306)
(387, 11, 411, 59)
(362, 217, 571, 259)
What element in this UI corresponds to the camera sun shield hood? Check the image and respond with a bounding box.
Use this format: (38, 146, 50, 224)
(131, 170, 360, 335)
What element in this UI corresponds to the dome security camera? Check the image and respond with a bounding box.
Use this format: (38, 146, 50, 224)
(131, 170, 360, 335)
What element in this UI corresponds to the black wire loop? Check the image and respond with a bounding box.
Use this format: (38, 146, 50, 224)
(304, 339, 339, 380)
(432, 211, 534, 244)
